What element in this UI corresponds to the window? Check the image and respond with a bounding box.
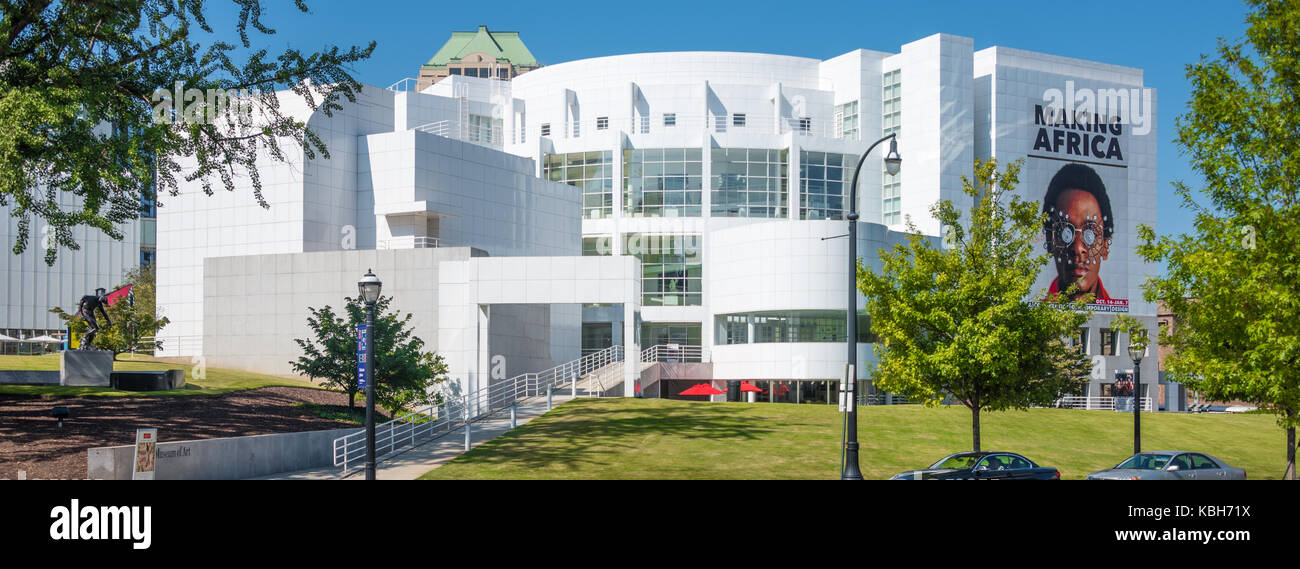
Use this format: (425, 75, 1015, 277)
(718, 315, 749, 345)
(545, 151, 614, 220)
(468, 114, 501, 145)
(797, 117, 811, 133)
(714, 311, 875, 344)
(1190, 454, 1219, 470)
(835, 100, 860, 140)
(540, 123, 551, 137)
(710, 147, 787, 218)
(882, 70, 902, 224)
(641, 323, 703, 353)
(448, 68, 462, 76)
(582, 236, 613, 256)
(496, 67, 509, 79)
(799, 151, 854, 220)
(582, 323, 613, 356)
(596, 116, 609, 130)
(732, 113, 746, 127)
(140, 250, 156, 266)
(623, 148, 703, 217)
(1100, 328, 1116, 356)
(623, 234, 702, 306)
(1075, 327, 1090, 354)
(663, 113, 676, 127)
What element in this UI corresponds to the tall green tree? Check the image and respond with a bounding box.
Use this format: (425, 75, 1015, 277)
(291, 295, 448, 415)
(0, 1, 374, 264)
(1137, 0, 1300, 479)
(859, 158, 1093, 451)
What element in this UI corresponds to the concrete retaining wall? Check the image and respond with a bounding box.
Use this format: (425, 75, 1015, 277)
(0, 370, 60, 385)
(87, 428, 357, 480)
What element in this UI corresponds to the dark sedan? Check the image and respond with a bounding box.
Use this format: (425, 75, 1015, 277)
(890, 451, 1061, 480)
(1086, 451, 1247, 480)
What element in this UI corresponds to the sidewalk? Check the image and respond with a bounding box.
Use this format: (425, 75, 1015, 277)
(255, 394, 576, 480)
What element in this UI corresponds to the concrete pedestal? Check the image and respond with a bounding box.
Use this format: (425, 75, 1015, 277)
(60, 350, 114, 386)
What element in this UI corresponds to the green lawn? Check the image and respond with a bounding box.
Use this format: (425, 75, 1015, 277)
(419, 398, 1289, 480)
(0, 353, 316, 396)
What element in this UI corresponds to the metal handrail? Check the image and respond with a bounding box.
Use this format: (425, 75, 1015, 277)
(332, 344, 627, 472)
(414, 120, 453, 137)
(377, 236, 440, 250)
(1055, 396, 1153, 412)
(641, 343, 708, 363)
(388, 78, 419, 92)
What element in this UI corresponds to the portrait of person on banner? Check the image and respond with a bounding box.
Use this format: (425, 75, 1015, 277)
(1042, 163, 1114, 302)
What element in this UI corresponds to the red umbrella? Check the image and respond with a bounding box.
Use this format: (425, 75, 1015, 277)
(739, 381, 763, 393)
(678, 383, 724, 396)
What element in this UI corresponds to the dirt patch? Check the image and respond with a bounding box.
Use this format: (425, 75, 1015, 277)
(0, 387, 383, 479)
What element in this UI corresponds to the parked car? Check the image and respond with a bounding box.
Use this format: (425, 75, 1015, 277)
(1086, 451, 1247, 480)
(890, 451, 1061, 480)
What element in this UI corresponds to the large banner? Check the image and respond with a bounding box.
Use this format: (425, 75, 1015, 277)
(1025, 89, 1138, 313)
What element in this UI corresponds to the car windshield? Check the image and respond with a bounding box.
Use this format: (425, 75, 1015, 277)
(1116, 454, 1171, 470)
(930, 454, 980, 470)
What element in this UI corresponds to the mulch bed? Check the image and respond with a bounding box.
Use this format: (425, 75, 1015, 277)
(0, 387, 381, 480)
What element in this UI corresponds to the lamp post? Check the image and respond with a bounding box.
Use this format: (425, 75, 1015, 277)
(842, 134, 901, 480)
(358, 269, 382, 480)
(1128, 341, 1144, 455)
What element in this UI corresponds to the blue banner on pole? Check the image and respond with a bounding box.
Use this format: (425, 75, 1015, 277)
(357, 324, 368, 390)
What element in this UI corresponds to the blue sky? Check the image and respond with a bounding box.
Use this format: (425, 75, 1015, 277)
(206, 0, 1257, 244)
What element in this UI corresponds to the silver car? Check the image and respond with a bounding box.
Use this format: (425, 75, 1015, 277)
(1086, 451, 1247, 480)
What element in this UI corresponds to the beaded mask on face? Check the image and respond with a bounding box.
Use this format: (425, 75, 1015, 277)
(1044, 208, 1109, 266)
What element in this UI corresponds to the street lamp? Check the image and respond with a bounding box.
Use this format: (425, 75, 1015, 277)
(358, 269, 382, 480)
(842, 134, 901, 480)
(1128, 340, 1144, 455)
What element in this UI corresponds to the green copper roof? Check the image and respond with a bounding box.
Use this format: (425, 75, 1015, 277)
(422, 26, 538, 69)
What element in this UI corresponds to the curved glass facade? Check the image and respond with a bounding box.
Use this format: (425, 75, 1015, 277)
(715, 310, 875, 344)
(710, 147, 788, 218)
(623, 148, 703, 217)
(544, 151, 614, 220)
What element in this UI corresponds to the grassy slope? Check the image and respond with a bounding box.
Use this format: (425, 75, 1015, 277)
(0, 353, 315, 396)
(420, 398, 1287, 480)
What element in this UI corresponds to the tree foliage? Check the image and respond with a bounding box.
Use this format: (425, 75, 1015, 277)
(859, 158, 1093, 451)
(50, 264, 169, 355)
(291, 295, 447, 415)
(0, 1, 374, 263)
(1136, 0, 1300, 478)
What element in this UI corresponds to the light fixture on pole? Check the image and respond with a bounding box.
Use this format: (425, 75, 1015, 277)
(1128, 339, 1144, 455)
(358, 269, 382, 480)
(842, 133, 900, 480)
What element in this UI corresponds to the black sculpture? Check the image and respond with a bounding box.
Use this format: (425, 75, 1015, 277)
(77, 288, 112, 350)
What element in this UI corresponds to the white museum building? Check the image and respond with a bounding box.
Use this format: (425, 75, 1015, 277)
(153, 33, 1162, 406)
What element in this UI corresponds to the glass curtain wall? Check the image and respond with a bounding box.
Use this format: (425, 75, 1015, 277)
(623, 148, 703, 217)
(882, 70, 902, 225)
(715, 310, 875, 344)
(710, 148, 787, 218)
(623, 234, 702, 307)
(799, 151, 855, 220)
(545, 151, 615, 220)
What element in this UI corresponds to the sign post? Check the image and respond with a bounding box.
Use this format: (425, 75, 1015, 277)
(132, 428, 157, 480)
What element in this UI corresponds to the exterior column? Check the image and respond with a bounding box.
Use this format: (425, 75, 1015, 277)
(475, 303, 490, 415)
(623, 303, 638, 397)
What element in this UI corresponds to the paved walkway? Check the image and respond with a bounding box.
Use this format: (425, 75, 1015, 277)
(254, 394, 576, 480)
